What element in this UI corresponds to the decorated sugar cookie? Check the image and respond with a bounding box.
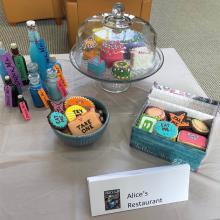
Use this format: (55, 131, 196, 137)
(154, 121, 178, 141)
(64, 96, 95, 110)
(65, 105, 87, 122)
(82, 36, 97, 60)
(168, 111, 190, 130)
(137, 114, 157, 133)
(191, 119, 209, 135)
(177, 130, 207, 150)
(68, 111, 102, 135)
(145, 106, 166, 120)
(48, 100, 65, 113)
(65, 107, 77, 122)
(48, 112, 68, 130)
(82, 36, 97, 50)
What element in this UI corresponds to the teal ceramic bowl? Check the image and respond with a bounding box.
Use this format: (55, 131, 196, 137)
(52, 96, 110, 146)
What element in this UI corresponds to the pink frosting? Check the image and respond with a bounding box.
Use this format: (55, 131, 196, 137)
(100, 41, 124, 67)
(178, 130, 207, 150)
(89, 57, 104, 65)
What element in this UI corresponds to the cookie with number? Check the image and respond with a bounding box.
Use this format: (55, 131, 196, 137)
(191, 119, 209, 135)
(48, 112, 68, 130)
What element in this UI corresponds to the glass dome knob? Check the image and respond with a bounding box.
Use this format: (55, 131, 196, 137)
(103, 2, 132, 29)
(112, 2, 125, 19)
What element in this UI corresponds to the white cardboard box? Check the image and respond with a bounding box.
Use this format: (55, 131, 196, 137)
(87, 164, 190, 216)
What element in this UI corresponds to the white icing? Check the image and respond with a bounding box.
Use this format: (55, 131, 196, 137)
(130, 46, 154, 71)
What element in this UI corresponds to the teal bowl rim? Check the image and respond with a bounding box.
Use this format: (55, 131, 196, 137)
(53, 96, 110, 138)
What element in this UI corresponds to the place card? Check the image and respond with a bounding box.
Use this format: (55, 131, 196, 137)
(87, 164, 190, 216)
(38, 88, 49, 108)
(53, 64, 67, 88)
(4, 85, 12, 107)
(1, 53, 23, 91)
(35, 39, 50, 63)
(19, 101, 31, 121)
(57, 79, 67, 97)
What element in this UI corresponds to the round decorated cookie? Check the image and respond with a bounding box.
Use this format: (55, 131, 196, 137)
(145, 107, 166, 120)
(154, 121, 178, 141)
(191, 119, 209, 135)
(112, 60, 130, 80)
(65, 105, 87, 122)
(137, 114, 157, 133)
(64, 96, 95, 110)
(82, 36, 97, 50)
(82, 36, 97, 60)
(48, 112, 68, 130)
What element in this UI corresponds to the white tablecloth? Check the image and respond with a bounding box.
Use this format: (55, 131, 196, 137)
(0, 48, 220, 220)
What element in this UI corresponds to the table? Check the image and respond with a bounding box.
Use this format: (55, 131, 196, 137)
(0, 48, 220, 220)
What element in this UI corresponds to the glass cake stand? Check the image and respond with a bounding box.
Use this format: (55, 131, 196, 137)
(69, 46, 164, 93)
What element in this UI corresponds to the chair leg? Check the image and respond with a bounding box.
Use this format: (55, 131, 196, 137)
(141, 0, 152, 21)
(66, 1, 78, 47)
(55, 18, 62, 25)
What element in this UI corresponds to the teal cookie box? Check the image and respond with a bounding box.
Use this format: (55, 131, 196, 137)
(130, 83, 219, 171)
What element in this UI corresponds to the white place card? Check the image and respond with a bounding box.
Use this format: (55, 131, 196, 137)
(87, 164, 190, 216)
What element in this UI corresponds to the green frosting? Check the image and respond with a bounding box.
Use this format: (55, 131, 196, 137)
(112, 61, 130, 80)
(137, 114, 157, 133)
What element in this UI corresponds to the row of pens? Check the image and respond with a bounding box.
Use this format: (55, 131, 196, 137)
(0, 20, 68, 121)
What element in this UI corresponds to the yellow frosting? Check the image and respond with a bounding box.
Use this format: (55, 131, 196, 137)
(65, 105, 87, 122)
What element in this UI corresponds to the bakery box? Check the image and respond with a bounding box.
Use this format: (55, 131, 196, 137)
(130, 82, 219, 171)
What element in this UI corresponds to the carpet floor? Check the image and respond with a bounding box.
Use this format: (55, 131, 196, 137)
(151, 0, 220, 100)
(0, 0, 219, 100)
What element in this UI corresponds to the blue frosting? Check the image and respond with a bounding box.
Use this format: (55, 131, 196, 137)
(49, 112, 68, 129)
(88, 57, 106, 75)
(154, 121, 178, 139)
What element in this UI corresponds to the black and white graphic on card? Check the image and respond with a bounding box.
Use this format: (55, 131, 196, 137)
(104, 189, 121, 211)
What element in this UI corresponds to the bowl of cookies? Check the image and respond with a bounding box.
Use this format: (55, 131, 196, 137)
(47, 96, 110, 146)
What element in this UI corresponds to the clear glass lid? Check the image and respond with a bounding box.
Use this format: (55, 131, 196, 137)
(70, 2, 164, 83)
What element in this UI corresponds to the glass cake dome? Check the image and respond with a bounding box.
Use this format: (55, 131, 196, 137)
(70, 2, 164, 93)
